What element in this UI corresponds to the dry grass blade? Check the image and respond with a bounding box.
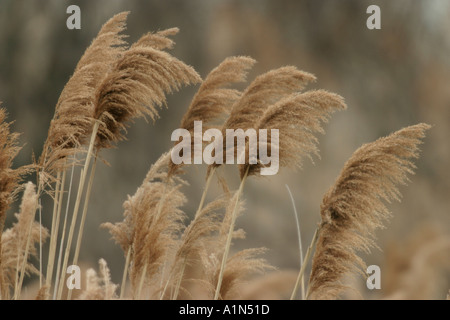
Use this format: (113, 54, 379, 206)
(308, 123, 431, 300)
(1, 182, 48, 299)
(285, 184, 305, 299)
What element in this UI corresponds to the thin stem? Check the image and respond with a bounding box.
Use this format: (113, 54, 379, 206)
(50, 173, 61, 236)
(56, 167, 84, 299)
(285, 184, 304, 300)
(172, 256, 187, 300)
(159, 255, 168, 296)
(214, 166, 249, 300)
(120, 247, 131, 300)
(290, 227, 319, 300)
(160, 269, 172, 300)
(195, 167, 215, 219)
(136, 263, 147, 299)
(39, 199, 42, 289)
(46, 170, 66, 295)
(67, 154, 98, 300)
(13, 233, 21, 299)
(46, 171, 61, 287)
(57, 121, 99, 300)
(53, 163, 75, 300)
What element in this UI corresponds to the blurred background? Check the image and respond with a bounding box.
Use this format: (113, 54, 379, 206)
(0, 0, 449, 299)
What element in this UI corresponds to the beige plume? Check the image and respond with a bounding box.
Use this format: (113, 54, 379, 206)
(308, 123, 431, 300)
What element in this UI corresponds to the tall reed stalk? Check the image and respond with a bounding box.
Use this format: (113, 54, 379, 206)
(214, 166, 249, 299)
(57, 121, 99, 299)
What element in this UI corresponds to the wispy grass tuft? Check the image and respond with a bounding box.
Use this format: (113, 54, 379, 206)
(308, 123, 431, 300)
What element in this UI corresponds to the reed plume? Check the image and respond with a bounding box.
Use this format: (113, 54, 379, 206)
(0, 182, 48, 299)
(213, 71, 346, 298)
(240, 90, 347, 178)
(169, 56, 256, 176)
(176, 194, 230, 265)
(79, 259, 118, 300)
(223, 66, 316, 132)
(130, 28, 178, 50)
(0, 108, 27, 230)
(40, 11, 129, 175)
(40, 13, 130, 295)
(180, 56, 256, 133)
(131, 181, 185, 298)
(102, 152, 187, 298)
(102, 152, 171, 255)
(160, 57, 256, 297)
(61, 24, 200, 299)
(203, 192, 271, 300)
(0, 107, 29, 299)
(209, 66, 316, 172)
(308, 123, 431, 300)
(167, 186, 232, 299)
(94, 29, 202, 149)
